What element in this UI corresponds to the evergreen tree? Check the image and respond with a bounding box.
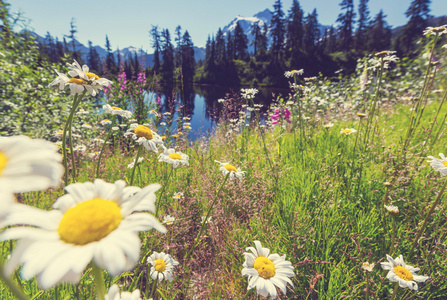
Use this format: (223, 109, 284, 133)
(356, 0, 370, 51)
(336, 0, 356, 52)
(398, 0, 431, 54)
(181, 30, 195, 86)
(105, 35, 116, 75)
(270, 0, 285, 61)
(150, 25, 161, 73)
(256, 23, 269, 59)
(161, 29, 175, 85)
(67, 18, 79, 61)
(174, 25, 183, 68)
(234, 21, 248, 60)
(367, 10, 391, 52)
(55, 38, 65, 62)
(251, 21, 262, 56)
(226, 32, 235, 61)
(215, 28, 226, 64)
(324, 26, 337, 53)
(286, 0, 304, 58)
(44, 31, 56, 62)
(87, 40, 101, 74)
(303, 9, 319, 53)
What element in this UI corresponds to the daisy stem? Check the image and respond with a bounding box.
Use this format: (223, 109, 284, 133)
(91, 264, 106, 300)
(130, 144, 143, 186)
(149, 279, 158, 300)
(365, 272, 369, 300)
(409, 176, 447, 257)
(184, 174, 229, 261)
(0, 261, 31, 300)
(155, 167, 174, 217)
(95, 115, 117, 179)
(390, 282, 399, 300)
(390, 216, 396, 255)
(62, 94, 79, 185)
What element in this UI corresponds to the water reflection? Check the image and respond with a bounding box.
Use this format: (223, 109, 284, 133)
(143, 85, 290, 141)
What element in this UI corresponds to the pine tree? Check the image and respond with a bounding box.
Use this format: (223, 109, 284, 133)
(398, 0, 431, 54)
(181, 30, 195, 86)
(356, 0, 370, 51)
(44, 31, 56, 62)
(150, 25, 161, 73)
(286, 0, 304, 58)
(105, 35, 116, 75)
(226, 32, 235, 61)
(270, 0, 285, 61)
(367, 10, 391, 52)
(174, 25, 183, 68)
(215, 28, 226, 64)
(336, 0, 356, 52)
(251, 21, 262, 56)
(161, 29, 174, 85)
(87, 41, 101, 74)
(67, 18, 79, 61)
(234, 21, 248, 60)
(324, 26, 337, 53)
(303, 9, 319, 53)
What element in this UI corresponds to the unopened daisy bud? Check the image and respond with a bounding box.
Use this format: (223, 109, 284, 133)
(357, 113, 367, 118)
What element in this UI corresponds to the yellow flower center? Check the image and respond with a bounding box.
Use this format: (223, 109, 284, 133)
(154, 259, 167, 272)
(254, 256, 276, 279)
(443, 161, 447, 167)
(111, 106, 122, 110)
(134, 125, 153, 140)
(69, 78, 85, 85)
(393, 266, 413, 281)
(168, 153, 182, 160)
(58, 198, 122, 245)
(224, 164, 237, 172)
(0, 152, 8, 175)
(342, 129, 352, 134)
(85, 72, 100, 80)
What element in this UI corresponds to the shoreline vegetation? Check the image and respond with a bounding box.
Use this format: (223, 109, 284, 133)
(1, 0, 447, 299)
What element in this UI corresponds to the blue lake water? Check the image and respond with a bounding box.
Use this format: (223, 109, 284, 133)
(142, 85, 289, 141)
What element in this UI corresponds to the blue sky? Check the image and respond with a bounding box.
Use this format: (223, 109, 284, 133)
(8, 0, 447, 51)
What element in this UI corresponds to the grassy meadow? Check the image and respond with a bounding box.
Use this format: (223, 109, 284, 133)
(1, 22, 447, 300)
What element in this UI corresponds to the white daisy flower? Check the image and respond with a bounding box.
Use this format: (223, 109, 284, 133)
(172, 192, 184, 200)
(0, 183, 15, 221)
(323, 123, 334, 128)
(183, 117, 190, 121)
(201, 216, 212, 224)
(340, 128, 357, 135)
(112, 127, 119, 131)
(215, 161, 245, 181)
(284, 69, 304, 78)
(162, 215, 175, 225)
(241, 241, 295, 299)
(380, 254, 429, 290)
(427, 153, 447, 176)
(73, 145, 86, 152)
(88, 152, 100, 160)
(147, 251, 179, 282)
(0, 136, 64, 193)
(361, 262, 375, 272)
(124, 124, 164, 153)
(91, 138, 105, 145)
(241, 88, 259, 100)
(76, 109, 89, 116)
(105, 284, 141, 300)
(218, 98, 225, 103)
(100, 119, 113, 126)
(48, 70, 70, 90)
(127, 157, 144, 169)
(0, 179, 166, 289)
(66, 60, 112, 96)
(423, 25, 447, 36)
(103, 104, 132, 119)
(81, 124, 92, 129)
(158, 148, 189, 168)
